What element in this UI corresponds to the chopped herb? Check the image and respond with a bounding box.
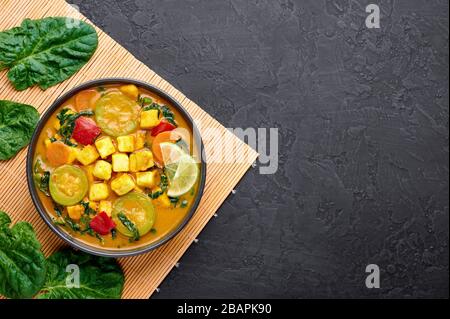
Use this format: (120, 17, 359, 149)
(33, 159, 50, 196)
(111, 228, 117, 240)
(161, 105, 177, 126)
(64, 217, 80, 231)
(79, 215, 92, 227)
(54, 204, 64, 217)
(117, 212, 140, 242)
(80, 201, 96, 215)
(149, 190, 163, 199)
(57, 108, 94, 146)
(169, 196, 179, 206)
(190, 188, 195, 196)
(52, 217, 66, 226)
(49, 137, 57, 143)
(150, 228, 157, 234)
(138, 95, 154, 107)
(80, 226, 95, 237)
(38, 171, 50, 196)
(180, 200, 188, 208)
(160, 173, 169, 192)
(95, 233, 104, 244)
(97, 86, 106, 93)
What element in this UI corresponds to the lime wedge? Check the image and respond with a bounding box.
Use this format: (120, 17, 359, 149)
(160, 142, 185, 166)
(159, 142, 199, 197)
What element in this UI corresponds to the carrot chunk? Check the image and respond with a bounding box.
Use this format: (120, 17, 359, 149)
(74, 89, 100, 112)
(46, 141, 72, 167)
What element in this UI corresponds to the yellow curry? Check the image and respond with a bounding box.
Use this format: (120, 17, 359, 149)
(33, 83, 200, 250)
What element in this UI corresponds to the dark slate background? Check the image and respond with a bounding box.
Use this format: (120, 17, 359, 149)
(70, 0, 449, 298)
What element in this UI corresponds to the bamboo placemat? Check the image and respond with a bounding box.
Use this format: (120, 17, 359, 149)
(0, 0, 258, 299)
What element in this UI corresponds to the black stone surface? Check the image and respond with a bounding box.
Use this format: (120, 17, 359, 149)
(70, 0, 449, 298)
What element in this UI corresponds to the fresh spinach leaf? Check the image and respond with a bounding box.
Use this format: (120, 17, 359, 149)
(149, 190, 163, 199)
(169, 196, 180, 206)
(37, 249, 124, 299)
(159, 173, 169, 192)
(57, 108, 93, 146)
(80, 201, 96, 215)
(54, 204, 64, 217)
(0, 211, 46, 299)
(161, 105, 177, 126)
(33, 159, 50, 196)
(0, 17, 98, 91)
(0, 100, 40, 160)
(117, 212, 140, 242)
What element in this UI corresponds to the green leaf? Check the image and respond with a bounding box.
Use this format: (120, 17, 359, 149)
(33, 159, 50, 196)
(117, 212, 140, 242)
(0, 211, 47, 299)
(0, 17, 98, 91)
(0, 100, 40, 160)
(37, 249, 124, 299)
(57, 108, 93, 146)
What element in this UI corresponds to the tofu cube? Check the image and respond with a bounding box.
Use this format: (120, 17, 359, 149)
(98, 200, 112, 216)
(117, 135, 135, 153)
(129, 150, 154, 172)
(154, 193, 171, 208)
(140, 109, 160, 129)
(88, 201, 98, 211)
(83, 164, 95, 185)
(112, 153, 129, 172)
(53, 119, 61, 130)
(67, 147, 78, 164)
(66, 205, 83, 220)
(76, 145, 99, 166)
(110, 174, 135, 196)
(119, 84, 139, 100)
(136, 171, 157, 188)
(89, 183, 109, 201)
(135, 131, 146, 150)
(93, 160, 112, 180)
(44, 138, 52, 148)
(95, 137, 116, 159)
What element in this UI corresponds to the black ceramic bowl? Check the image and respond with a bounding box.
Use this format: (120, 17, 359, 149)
(26, 78, 206, 258)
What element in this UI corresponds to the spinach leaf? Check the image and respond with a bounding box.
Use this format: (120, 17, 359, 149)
(0, 17, 98, 91)
(0, 211, 46, 299)
(33, 159, 50, 196)
(169, 196, 180, 206)
(57, 108, 93, 146)
(37, 249, 124, 299)
(0, 100, 40, 160)
(117, 212, 140, 242)
(149, 190, 163, 199)
(160, 105, 177, 126)
(80, 201, 96, 215)
(159, 173, 169, 192)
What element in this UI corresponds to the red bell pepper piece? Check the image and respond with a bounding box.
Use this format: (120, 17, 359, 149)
(89, 212, 116, 235)
(151, 119, 176, 137)
(72, 116, 101, 145)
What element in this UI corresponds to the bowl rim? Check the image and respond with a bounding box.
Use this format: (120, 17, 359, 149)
(26, 78, 207, 258)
